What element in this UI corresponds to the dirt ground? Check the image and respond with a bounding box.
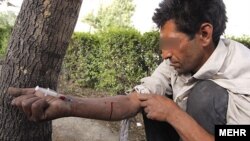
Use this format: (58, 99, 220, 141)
(53, 78, 146, 141)
(52, 117, 119, 141)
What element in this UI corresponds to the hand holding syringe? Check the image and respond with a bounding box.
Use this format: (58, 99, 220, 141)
(35, 86, 72, 101)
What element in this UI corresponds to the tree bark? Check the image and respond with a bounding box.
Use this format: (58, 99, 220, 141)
(0, 0, 82, 140)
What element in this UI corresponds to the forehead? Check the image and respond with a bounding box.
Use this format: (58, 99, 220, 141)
(160, 20, 186, 40)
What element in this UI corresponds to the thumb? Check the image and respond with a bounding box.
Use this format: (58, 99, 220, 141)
(8, 87, 35, 97)
(137, 94, 149, 101)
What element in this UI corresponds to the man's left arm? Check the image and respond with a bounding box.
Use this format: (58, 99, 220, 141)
(138, 94, 214, 141)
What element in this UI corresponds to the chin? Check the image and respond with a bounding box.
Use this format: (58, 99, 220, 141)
(175, 68, 183, 74)
(175, 68, 189, 75)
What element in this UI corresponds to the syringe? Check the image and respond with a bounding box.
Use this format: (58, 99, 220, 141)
(35, 86, 72, 101)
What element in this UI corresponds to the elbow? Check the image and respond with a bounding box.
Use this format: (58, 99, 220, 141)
(111, 95, 140, 121)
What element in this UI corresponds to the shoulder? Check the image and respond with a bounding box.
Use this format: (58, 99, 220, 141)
(222, 38, 249, 51)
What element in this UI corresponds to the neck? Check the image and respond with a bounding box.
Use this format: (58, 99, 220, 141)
(192, 44, 216, 74)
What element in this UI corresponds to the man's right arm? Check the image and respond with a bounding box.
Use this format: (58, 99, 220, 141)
(70, 92, 141, 121)
(8, 87, 141, 122)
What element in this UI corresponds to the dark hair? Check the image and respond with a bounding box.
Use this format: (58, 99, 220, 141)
(153, 0, 227, 46)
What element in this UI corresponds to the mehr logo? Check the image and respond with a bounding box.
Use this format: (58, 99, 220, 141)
(215, 125, 250, 141)
(219, 129, 246, 136)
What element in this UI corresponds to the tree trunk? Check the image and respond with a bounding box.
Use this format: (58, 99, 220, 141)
(0, 0, 82, 140)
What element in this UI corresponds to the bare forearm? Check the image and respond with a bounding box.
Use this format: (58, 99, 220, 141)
(69, 94, 140, 121)
(167, 108, 214, 141)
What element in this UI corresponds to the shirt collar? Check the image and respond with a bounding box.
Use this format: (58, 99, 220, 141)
(193, 39, 228, 80)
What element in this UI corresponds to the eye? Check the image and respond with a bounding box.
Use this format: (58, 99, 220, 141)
(160, 38, 180, 50)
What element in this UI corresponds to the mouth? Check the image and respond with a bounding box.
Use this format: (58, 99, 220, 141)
(170, 63, 181, 71)
(170, 62, 179, 67)
(168, 58, 180, 69)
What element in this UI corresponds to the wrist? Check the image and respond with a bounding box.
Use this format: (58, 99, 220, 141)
(64, 95, 76, 117)
(165, 102, 183, 123)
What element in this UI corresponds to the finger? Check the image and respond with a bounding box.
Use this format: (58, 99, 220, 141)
(144, 107, 150, 114)
(11, 94, 36, 107)
(21, 97, 41, 118)
(34, 90, 48, 98)
(137, 94, 149, 101)
(147, 114, 156, 121)
(146, 113, 153, 119)
(30, 99, 49, 122)
(140, 101, 148, 107)
(8, 87, 35, 97)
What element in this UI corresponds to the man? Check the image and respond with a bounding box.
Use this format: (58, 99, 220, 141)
(8, 0, 250, 141)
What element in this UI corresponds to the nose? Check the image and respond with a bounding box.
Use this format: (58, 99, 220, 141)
(161, 49, 172, 60)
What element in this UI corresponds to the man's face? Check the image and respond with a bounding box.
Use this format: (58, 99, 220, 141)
(160, 20, 205, 75)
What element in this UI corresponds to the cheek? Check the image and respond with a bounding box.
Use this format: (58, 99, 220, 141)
(184, 50, 203, 70)
(178, 48, 197, 68)
(175, 47, 189, 63)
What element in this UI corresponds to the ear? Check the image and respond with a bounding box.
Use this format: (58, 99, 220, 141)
(198, 23, 213, 47)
